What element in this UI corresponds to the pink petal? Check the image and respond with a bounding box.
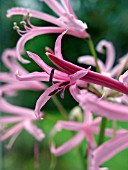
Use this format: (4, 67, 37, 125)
(78, 56, 106, 72)
(16, 70, 51, 82)
(16, 27, 66, 63)
(27, 51, 69, 81)
(24, 121, 45, 141)
(41, 0, 65, 17)
(54, 30, 67, 59)
(119, 70, 128, 85)
(80, 95, 128, 121)
(35, 83, 61, 119)
(0, 122, 23, 141)
(0, 116, 25, 124)
(70, 69, 90, 83)
(51, 131, 85, 156)
(96, 40, 115, 72)
(7, 7, 61, 26)
(47, 52, 128, 95)
(54, 120, 84, 132)
(60, 0, 77, 18)
(0, 97, 35, 117)
(69, 84, 81, 102)
(92, 132, 128, 167)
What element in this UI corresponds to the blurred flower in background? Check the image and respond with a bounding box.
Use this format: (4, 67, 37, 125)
(0, 0, 128, 170)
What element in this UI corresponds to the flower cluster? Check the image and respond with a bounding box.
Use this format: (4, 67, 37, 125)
(1, 0, 128, 170)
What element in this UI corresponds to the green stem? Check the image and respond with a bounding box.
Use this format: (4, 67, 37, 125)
(51, 95, 69, 120)
(98, 117, 107, 146)
(87, 37, 101, 73)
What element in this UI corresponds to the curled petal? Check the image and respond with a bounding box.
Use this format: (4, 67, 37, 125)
(54, 30, 68, 59)
(96, 40, 115, 72)
(16, 27, 66, 63)
(7, 7, 61, 26)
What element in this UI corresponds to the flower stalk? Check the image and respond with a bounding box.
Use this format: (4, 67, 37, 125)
(87, 37, 101, 73)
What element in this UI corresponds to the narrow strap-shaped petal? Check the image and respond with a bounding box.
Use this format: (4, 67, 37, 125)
(7, 7, 61, 26)
(54, 30, 67, 59)
(27, 51, 69, 81)
(41, 0, 65, 17)
(27, 51, 52, 73)
(35, 83, 61, 119)
(51, 131, 85, 156)
(2, 48, 27, 74)
(96, 40, 115, 72)
(54, 120, 84, 132)
(0, 122, 24, 141)
(78, 56, 106, 72)
(0, 73, 16, 82)
(70, 69, 90, 83)
(111, 54, 128, 77)
(69, 84, 81, 102)
(119, 70, 128, 85)
(1, 80, 44, 93)
(80, 95, 128, 121)
(47, 52, 128, 95)
(60, 0, 77, 18)
(92, 132, 128, 167)
(0, 98, 35, 117)
(16, 27, 66, 63)
(24, 120, 45, 141)
(16, 70, 51, 82)
(0, 116, 25, 124)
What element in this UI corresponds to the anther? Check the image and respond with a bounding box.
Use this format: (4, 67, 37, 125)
(49, 69, 55, 83)
(13, 22, 19, 30)
(20, 21, 26, 25)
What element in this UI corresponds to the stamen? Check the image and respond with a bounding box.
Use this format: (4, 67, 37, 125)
(49, 69, 55, 83)
(13, 22, 19, 30)
(20, 20, 26, 25)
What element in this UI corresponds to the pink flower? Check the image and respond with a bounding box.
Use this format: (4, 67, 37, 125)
(7, 0, 88, 63)
(78, 40, 128, 77)
(50, 109, 127, 156)
(16, 32, 128, 119)
(0, 96, 45, 148)
(0, 48, 45, 96)
(16, 50, 89, 119)
(78, 40, 128, 104)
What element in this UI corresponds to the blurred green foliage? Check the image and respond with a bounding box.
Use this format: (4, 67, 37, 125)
(0, 0, 128, 170)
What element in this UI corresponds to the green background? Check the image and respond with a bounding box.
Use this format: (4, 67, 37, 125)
(0, 0, 128, 170)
